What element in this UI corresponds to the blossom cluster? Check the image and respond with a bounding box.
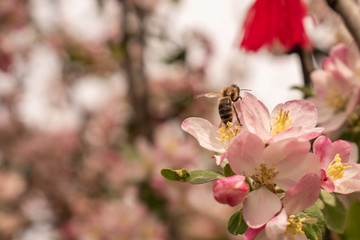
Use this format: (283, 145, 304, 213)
(309, 43, 360, 136)
(179, 92, 360, 240)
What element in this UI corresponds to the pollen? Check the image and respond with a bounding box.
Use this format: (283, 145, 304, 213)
(251, 163, 279, 185)
(326, 87, 347, 112)
(285, 215, 306, 240)
(326, 154, 352, 181)
(216, 122, 241, 150)
(270, 109, 292, 136)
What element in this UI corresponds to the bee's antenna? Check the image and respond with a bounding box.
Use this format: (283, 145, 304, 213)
(240, 89, 251, 92)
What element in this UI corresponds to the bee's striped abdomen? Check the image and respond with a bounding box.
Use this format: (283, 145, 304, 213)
(218, 97, 233, 125)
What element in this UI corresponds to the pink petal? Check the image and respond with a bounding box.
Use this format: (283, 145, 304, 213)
(297, 127, 324, 140)
(311, 70, 331, 98)
(334, 163, 360, 194)
(345, 88, 360, 115)
(319, 111, 348, 133)
(321, 169, 335, 193)
(329, 43, 349, 66)
(228, 132, 265, 176)
(313, 136, 331, 162)
(213, 175, 249, 207)
(347, 43, 360, 71)
(213, 152, 227, 166)
(243, 186, 282, 228)
(244, 226, 265, 240)
(264, 208, 287, 240)
(240, 92, 271, 142)
(332, 57, 355, 81)
(349, 142, 359, 163)
(181, 117, 224, 153)
(322, 57, 336, 72)
(314, 136, 351, 169)
(263, 138, 320, 191)
(283, 173, 321, 215)
(269, 126, 323, 143)
(274, 152, 320, 191)
(271, 100, 319, 130)
(263, 138, 310, 165)
(331, 140, 352, 163)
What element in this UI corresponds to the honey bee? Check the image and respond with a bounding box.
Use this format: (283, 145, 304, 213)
(198, 84, 250, 126)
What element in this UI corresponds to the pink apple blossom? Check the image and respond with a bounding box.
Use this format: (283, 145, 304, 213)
(308, 43, 360, 133)
(309, 70, 359, 133)
(228, 132, 321, 228)
(244, 173, 321, 240)
(213, 175, 249, 207)
(181, 117, 242, 165)
(313, 135, 360, 194)
(240, 92, 323, 144)
(322, 43, 360, 87)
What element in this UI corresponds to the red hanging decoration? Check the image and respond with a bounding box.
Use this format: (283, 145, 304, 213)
(240, 0, 312, 52)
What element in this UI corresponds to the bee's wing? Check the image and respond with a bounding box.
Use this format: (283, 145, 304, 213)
(196, 92, 221, 99)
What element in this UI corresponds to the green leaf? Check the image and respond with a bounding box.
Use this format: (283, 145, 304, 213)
(319, 191, 346, 233)
(160, 168, 189, 182)
(160, 168, 223, 184)
(187, 170, 224, 184)
(339, 200, 360, 240)
(291, 85, 315, 98)
(223, 164, 235, 177)
(227, 210, 248, 235)
(164, 49, 186, 65)
(298, 204, 326, 240)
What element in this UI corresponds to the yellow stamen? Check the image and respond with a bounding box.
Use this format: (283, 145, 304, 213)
(285, 215, 306, 240)
(326, 154, 352, 181)
(270, 109, 292, 136)
(326, 87, 347, 112)
(251, 163, 279, 185)
(216, 122, 241, 150)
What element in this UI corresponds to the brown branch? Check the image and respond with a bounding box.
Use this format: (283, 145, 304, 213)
(327, 0, 360, 49)
(291, 46, 315, 98)
(121, 0, 153, 141)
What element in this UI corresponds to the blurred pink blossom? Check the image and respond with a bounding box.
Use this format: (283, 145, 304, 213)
(309, 43, 360, 133)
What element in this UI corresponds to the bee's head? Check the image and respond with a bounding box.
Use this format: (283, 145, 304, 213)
(222, 84, 240, 101)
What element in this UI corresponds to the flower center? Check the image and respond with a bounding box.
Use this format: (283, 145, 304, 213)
(326, 154, 352, 181)
(285, 215, 306, 240)
(326, 87, 347, 112)
(251, 163, 279, 185)
(216, 122, 241, 150)
(270, 109, 292, 136)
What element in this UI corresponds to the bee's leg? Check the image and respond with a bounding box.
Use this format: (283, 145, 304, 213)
(232, 105, 242, 126)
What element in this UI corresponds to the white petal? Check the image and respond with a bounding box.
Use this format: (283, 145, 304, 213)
(265, 208, 287, 240)
(243, 186, 282, 228)
(181, 117, 224, 153)
(334, 163, 360, 194)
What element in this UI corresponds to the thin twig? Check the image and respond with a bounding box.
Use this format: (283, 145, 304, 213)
(292, 47, 315, 98)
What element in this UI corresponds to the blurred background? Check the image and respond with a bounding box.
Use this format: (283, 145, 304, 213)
(0, 0, 353, 239)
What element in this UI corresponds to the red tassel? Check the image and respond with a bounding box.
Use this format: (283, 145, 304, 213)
(240, 0, 311, 52)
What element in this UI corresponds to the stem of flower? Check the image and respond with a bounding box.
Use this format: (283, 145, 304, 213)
(326, 0, 360, 50)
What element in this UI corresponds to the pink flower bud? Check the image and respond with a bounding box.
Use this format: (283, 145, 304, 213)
(213, 175, 249, 207)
